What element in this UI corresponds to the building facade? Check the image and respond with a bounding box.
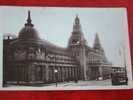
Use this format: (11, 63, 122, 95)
(67, 15, 112, 80)
(3, 11, 112, 85)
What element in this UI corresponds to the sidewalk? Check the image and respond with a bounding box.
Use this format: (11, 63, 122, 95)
(5, 79, 112, 88)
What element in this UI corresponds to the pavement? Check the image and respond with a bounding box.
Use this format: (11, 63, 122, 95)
(5, 79, 112, 88)
(58, 79, 112, 87)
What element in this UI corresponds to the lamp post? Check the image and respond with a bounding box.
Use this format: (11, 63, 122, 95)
(54, 69, 58, 87)
(47, 54, 58, 87)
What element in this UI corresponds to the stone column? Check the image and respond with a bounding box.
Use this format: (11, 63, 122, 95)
(67, 67, 70, 80)
(51, 66, 54, 81)
(71, 67, 73, 80)
(69, 67, 71, 80)
(99, 66, 103, 77)
(45, 64, 49, 82)
(72, 67, 75, 79)
(62, 67, 64, 81)
(57, 67, 60, 81)
(74, 67, 76, 80)
(86, 67, 91, 80)
(64, 67, 66, 81)
(59, 67, 61, 81)
(28, 64, 36, 83)
(66, 67, 69, 80)
(76, 68, 78, 80)
(42, 65, 46, 82)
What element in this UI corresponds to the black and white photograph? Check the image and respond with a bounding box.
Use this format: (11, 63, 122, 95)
(1, 6, 133, 90)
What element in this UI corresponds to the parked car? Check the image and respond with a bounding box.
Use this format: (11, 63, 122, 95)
(111, 72, 128, 85)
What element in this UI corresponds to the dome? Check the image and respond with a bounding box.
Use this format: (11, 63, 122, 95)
(18, 11, 40, 41)
(18, 26, 40, 41)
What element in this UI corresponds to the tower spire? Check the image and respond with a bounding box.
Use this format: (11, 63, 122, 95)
(75, 14, 80, 25)
(73, 14, 81, 33)
(25, 10, 34, 27)
(93, 33, 102, 50)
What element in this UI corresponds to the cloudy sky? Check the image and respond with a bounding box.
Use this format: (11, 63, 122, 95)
(0, 6, 131, 67)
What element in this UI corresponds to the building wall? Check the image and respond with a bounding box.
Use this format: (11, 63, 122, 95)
(86, 50, 112, 80)
(3, 13, 113, 86)
(3, 37, 80, 85)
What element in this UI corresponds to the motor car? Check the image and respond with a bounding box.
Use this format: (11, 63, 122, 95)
(111, 72, 128, 85)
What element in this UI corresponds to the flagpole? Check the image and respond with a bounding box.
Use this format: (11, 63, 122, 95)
(120, 44, 128, 84)
(122, 46, 127, 79)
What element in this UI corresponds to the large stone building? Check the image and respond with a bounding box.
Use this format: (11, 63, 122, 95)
(67, 15, 112, 80)
(3, 11, 112, 85)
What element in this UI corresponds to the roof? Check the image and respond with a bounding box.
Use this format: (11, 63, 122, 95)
(18, 26, 40, 41)
(10, 37, 70, 56)
(10, 10, 70, 56)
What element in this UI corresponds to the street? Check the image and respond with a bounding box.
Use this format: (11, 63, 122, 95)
(6, 79, 112, 87)
(62, 79, 112, 87)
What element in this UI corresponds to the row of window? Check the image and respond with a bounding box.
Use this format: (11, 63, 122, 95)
(13, 48, 76, 63)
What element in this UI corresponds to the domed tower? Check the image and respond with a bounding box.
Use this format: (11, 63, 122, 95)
(18, 11, 40, 41)
(11, 11, 43, 59)
(68, 15, 87, 80)
(9, 11, 44, 83)
(11, 10, 43, 50)
(68, 15, 86, 48)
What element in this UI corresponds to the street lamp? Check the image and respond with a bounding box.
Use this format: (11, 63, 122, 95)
(54, 69, 58, 87)
(47, 53, 60, 87)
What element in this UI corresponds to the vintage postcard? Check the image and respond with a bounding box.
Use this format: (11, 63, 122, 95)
(0, 6, 133, 90)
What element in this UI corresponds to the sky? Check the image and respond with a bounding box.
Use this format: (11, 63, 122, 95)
(0, 6, 131, 67)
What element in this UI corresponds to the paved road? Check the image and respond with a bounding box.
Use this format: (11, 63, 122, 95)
(60, 79, 112, 87)
(6, 79, 112, 88)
